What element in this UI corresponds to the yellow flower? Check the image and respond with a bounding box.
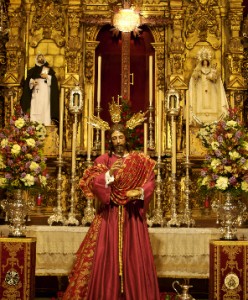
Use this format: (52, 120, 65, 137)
(30, 161, 39, 171)
(11, 144, 21, 156)
(0, 177, 7, 187)
(39, 175, 47, 187)
(20, 174, 35, 186)
(242, 141, 248, 151)
(226, 120, 237, 127)
(0, 154, 6, 169)
(211, 158, 221, 170)
(241, 181, 248, 192)
(1, 138, 8, 148)
(211, 141, 219, 151)
(215, 176, 229, 190)
(242, 161, 248, 170)
(201, 176, 210, 186)
(26, 138, 36, 148)
(224, 166, 232, 173)
(15, 117, 25, 129)
(229, 151, 241, 160)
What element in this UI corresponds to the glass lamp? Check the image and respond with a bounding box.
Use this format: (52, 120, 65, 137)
(113, 8, 140, 32)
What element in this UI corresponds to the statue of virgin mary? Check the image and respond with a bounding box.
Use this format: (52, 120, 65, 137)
(188, 47, 229, 125)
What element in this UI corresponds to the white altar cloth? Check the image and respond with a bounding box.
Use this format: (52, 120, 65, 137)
(0, 225, 247, 278)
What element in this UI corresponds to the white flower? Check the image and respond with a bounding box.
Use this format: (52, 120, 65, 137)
(215, 176, 229, 190)
(1, 138, 8, 148)
(11, 144, 21, 155)
(15, 117, 25, 129)
(39, 175, 47, 187)
(30, 161, 39, 171)
(0, 177, 7, 187)
(20, 174, 35, 186)
(229, 150, 241, 160)
(226, 120, 237, 127)
(211, 158, 221, 170)
(26, 138, 36, 148)
(241, 181, 248, 192)
(211, 141, 219, 151)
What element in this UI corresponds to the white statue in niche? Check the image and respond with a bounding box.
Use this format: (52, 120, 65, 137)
(188, 47, 229, 125)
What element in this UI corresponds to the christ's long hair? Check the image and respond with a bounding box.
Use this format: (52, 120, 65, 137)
(108, 123, 131, 157)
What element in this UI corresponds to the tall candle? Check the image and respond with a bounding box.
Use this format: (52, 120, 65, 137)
(101, 129, 105, 155)
(97, 56, 102, 107)
(144, 123, 148, 155)
(87, 98, 92, 160)
(172, 119, 176, 173)
(59, 87, 65, 158)
(157, 97, 162, 157)
(149, 55, 153, 106)
(186, 91, 190, 160)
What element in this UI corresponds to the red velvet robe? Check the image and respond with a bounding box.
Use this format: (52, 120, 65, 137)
(62, 152, 160, 300)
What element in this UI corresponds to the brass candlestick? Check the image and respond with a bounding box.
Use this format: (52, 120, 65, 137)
(65, 85, 83, 226)
(181, 160, 195, 227)
(48, 87, 66, 225)
(166, 88, 181, 227)
(147, 158, 165, 227)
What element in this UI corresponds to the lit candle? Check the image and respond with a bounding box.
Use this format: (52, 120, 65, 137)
(144, 123, 148, 155)
(149, 55, 153, 106)
(97, 56, 102, 108)
(186, 90, 190, 160)
(59, 87, 65, 158)
(101, 129, 105, 155)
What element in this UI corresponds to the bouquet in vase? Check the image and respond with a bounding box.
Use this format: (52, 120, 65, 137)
(0, 107, 48, 191)
(197, 107, 248, 196)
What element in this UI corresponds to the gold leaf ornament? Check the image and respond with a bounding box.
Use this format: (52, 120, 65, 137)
(126, 111, 147, 129)
(89, 115, 110, 130)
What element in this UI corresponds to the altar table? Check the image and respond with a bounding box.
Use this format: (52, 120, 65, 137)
(0, 225, 247, 279)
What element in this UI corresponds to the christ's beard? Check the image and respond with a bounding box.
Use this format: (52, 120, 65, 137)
(114, 145, 126, 157)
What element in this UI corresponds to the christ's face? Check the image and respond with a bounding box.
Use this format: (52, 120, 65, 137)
(111, 130, 126, 156)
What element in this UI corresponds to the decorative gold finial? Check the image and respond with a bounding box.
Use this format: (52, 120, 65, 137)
(109, 98, 122, 123)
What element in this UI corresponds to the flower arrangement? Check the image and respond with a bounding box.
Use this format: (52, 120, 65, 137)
(0, 106, 48, 191)
(197, 107, 248, 196)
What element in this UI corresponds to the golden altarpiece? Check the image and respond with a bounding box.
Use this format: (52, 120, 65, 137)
(0, 0, 247, 226)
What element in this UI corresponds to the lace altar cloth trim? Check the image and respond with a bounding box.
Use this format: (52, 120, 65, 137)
(0, 225, 247, 277)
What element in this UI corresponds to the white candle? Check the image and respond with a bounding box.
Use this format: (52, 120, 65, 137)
(172, 119, 176, 173)
(149, 55, 153, 106)
(87, 98, 92, 160)
(186, 91, 190, 160)
(144, 123, 148, 155)
(97, 56, 102, 107)
(157, 97, 162, 157)
(59, 87, 65, 158)
(101, 129, 105, 155)
(71, 122, 77, 173)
